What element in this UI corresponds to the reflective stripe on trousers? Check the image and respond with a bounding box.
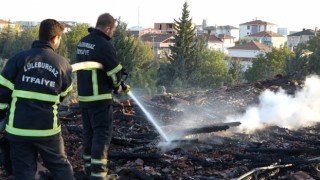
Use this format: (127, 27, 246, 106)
(81, 105, 113, 179)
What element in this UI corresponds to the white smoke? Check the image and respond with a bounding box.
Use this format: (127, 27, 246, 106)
(227, 75, 320, 133)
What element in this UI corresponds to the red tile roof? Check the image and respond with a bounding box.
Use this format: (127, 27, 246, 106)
(240, 20, 276, 26)
(228, 41, 271, 51)
(0, 19, 9, 24)
(249, 31, 284, 37)
(218, 34, 235, 39)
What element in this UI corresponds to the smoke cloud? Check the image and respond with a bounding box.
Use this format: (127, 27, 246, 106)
(227, 75, 320, 133)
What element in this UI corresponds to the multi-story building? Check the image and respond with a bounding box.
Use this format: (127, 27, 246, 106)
(154, 23, 176, 34)
(248, 31, 286, 48)
(227, 41, 271, 71)
(203, 25, 239, 41)
(239, 19, 277, 39)
(140, 33, 174, 59)
(287, 29, 316, 51)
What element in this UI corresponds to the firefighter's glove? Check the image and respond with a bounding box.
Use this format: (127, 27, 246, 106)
(113, 85, 123, 94)
(121, 81, 131, 94)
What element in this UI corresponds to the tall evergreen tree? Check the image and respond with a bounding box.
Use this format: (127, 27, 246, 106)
(162, 1, 196, 87)
(112, 19, 135, 72)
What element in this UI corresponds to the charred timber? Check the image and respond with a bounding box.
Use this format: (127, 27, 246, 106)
(178, 122, 241, 135)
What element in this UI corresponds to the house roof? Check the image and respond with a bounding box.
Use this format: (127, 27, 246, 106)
(228, 41, 271, 51)
(249, 31, 284, 37)
(203, 25, 238, 30)
(240, 20, 276, 26)
(218, 34, 235, 39)
(197, 34, 223, 43)
(140, 33, 174, 43)
(288, 29, 315, 36)
(0, 19, 9, 24)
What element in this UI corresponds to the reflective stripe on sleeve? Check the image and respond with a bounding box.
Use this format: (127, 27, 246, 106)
(0, 103, 8, 110)
(106, 64, 122, 76)
(60, 84, 73, 97)
(0, 75, 14, 90)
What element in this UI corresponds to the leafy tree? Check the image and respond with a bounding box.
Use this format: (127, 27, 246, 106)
(192, 49, 231, 88)
(228, 59, 243, 85)
(64, 23, 90, 63)
(0, 23, 19, 59)
(112, 19, 135, 72)
(245, 54, 268, 82)
(112, 19, 156, 94)
(245, 47, 294, 82)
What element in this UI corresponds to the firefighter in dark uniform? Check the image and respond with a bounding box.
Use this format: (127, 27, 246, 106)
(76, 13, 129, 179)
(0, 19, 74, 179)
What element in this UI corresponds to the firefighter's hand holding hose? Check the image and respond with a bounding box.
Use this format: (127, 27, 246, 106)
(113, 81, 131, 94)
(113, 68, 131, 94)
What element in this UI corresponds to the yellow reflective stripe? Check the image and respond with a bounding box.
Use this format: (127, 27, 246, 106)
(0, 75, 14, 90)
(0, 103, 8, 110)
(110, 74, 118, 85)
(12, 90, 59, 103)
(60, 84, 73, 97)
(106, 64, 122, 76)
(91, 158, 107, 165)
(8, 97, 17, 127)
(53, 103, 58, 128)
(5, 125, 61, 137)
(92, 70, 98, 95)
(91, 172, 107, 178)
(78, 94, 112, 102)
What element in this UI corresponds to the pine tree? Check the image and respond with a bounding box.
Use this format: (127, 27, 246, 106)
(164, 1, 196, 87)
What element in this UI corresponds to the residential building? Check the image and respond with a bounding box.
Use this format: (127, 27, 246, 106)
(248, 31, 286, 48)
(287, 29, 315, 51)
(239, 19, 277, 39)
(154, 23, 176, 34)
(140, 33, 175, 58)
(203, 25, 239, 41)
(227, 41, 271, 71)
(15, 21, 39, 30)
(0, 19, 16, 31)
(218, 34, 236, 50)
(128, 28, 162, 39)
(198, 34, 223, 51)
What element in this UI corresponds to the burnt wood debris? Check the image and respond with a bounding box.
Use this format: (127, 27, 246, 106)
(1, 75, 320, 179)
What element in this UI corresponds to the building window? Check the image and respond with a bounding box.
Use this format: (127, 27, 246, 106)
(168, 24, 173, 28)
(247, 26, 250, 30)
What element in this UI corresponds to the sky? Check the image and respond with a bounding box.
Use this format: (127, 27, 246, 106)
(1, 0, 318, 32)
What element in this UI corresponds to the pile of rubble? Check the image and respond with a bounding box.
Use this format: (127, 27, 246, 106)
(1, 75, 320, 179)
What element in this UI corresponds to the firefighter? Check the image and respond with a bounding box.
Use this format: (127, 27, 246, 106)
(0, 19, 74, 179)
(75, 13, 130, 179)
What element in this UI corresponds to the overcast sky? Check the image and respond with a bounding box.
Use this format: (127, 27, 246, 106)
(1, 0, 318, 32)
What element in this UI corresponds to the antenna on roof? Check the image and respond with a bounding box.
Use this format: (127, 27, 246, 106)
(138, 6, 140, 28)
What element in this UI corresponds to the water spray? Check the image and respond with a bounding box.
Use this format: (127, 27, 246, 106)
(71, 62, 170, 142)
(127, 91, 170, 142)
